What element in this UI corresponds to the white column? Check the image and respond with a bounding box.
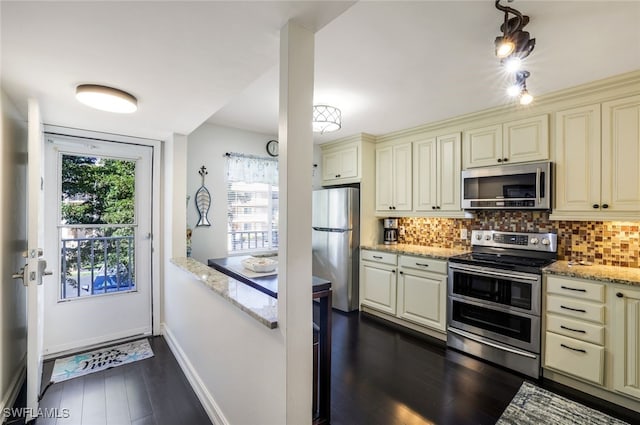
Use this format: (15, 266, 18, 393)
(278, 21, 314, 425)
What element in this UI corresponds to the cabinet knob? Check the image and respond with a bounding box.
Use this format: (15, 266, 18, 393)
(497, 158, 503, 163)
(399, 271, 404, 275)
(392, 269, 396, 274)
(389, 206, 393, 210)
(335, 174, 341, 178)
(432, 206, 436, 210)
(503, 158, 508, 162)
(602, 204, 609, 209)
(616, 292, 624, 298)
(392, 206, 396, 210)
(593, 204, 599, 209)
(436, 206, 441, 210)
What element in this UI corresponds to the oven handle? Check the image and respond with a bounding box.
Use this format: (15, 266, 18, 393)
(536, 167, 541, 205)
(448, 264, 540, 282)
(448, 327, 537, 359)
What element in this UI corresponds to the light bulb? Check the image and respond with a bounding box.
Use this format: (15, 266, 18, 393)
(496, 39, 515, 58)
(520, 89, 533, 105)
(504, 57, 522, 73)
(507, 85, 522, 97)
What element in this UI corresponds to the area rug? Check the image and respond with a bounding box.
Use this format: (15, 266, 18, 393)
(50, 339, 154, 383)
(496, 381, 629, 425)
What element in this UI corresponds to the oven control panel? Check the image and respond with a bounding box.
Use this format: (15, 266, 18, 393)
(471, 230, 557, 252)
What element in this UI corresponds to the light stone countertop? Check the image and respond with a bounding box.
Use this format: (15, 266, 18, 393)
(170, 257, 278, 329)
(543, 261, 640, 287)
(361, 244, 469, 260)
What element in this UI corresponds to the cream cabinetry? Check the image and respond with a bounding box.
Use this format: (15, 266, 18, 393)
(544, 276, 606, 385)
(321, 141, 359, 185)
(553, 95, 640, 218)
(612, 285, 640, 400)
(413, 133, 461, 212)
(360, 250, 448, 335)
(360, 250, 397, 315)
(397, 256, 447, 331)
(375, 143, 412, 212)
(463, 115, 549, 168)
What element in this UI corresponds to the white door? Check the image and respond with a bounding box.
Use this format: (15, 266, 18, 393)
(26, 99, 49, 421)
(42, 133, 153, 356)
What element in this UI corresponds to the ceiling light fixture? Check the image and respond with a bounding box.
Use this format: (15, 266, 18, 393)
(494, 0, 535, 61)
(75, 84, 138, 113)
(507, 70, 534, 104)
(312, 105, 341, 134)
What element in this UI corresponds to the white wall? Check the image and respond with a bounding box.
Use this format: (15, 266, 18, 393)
(186, 123, 277, 263)
(0, 90, 28, 410)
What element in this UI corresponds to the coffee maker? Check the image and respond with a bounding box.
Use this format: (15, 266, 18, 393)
(383, 218, 399, 245)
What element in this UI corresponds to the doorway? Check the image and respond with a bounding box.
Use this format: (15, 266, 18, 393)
(42, 132, 154, 356)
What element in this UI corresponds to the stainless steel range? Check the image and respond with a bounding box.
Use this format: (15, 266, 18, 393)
(446, 230, 557, 378)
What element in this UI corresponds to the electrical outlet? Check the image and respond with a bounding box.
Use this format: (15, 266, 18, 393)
(460, 229, 468, 240)
(399, 226, 405, 236)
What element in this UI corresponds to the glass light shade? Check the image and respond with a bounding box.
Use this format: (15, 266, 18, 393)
(520, 89, 533, 105)
(76, 84, 138, 113)
(312, 105, 341, 133)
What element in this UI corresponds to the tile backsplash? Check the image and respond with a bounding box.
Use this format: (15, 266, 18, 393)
(398, 212, 639, 268)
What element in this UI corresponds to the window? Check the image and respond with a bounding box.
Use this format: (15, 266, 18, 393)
(226, 153, 278, 253)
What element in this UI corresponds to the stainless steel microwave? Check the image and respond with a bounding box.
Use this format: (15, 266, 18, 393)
(461, 161, 552, 210)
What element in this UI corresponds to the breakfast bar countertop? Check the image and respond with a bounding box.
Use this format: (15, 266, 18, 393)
(361, 244, 469, 260)
(543, 260, 640, 287)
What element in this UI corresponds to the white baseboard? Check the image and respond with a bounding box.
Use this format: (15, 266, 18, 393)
(0, 355, 26, 414)
(161, 323, 228, 425)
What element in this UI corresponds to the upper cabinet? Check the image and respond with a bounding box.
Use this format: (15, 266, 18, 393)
(376, 142, 412, 212)
(321, 141, 359, 185)
(413, 133, 461, 212)
(553, 95, 640, 219)
(463, 114, 549, 168)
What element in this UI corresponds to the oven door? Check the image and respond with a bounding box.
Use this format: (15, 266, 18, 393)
(447, 296, 540, 353)
(448, 263, 541, 315)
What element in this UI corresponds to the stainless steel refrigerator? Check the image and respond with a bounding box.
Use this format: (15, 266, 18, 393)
(312, 187, 360, 312)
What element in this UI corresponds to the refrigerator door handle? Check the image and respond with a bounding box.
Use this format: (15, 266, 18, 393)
(312, 227, 350, 233)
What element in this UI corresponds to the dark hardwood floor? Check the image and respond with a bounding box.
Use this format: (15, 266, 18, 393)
(9, 312, 640, 425)
(330, 310, 640, 425)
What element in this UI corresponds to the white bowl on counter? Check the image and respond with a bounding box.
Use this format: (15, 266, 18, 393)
(242, 257, 278, 273)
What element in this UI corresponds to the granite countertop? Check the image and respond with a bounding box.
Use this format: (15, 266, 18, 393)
(361, 244, 469, 260)
(170, 257, 278, 329)
(543, 260, 640, 287)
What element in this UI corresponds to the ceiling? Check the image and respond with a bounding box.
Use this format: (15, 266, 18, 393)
(3, 1, 640, 143)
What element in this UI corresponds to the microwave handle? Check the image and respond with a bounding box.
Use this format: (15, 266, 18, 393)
(536, 167, 541, 205)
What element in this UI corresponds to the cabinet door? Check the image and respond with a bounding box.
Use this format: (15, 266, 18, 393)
(338, 145, 358, 179)
(375, 146, 394, 211)
(502, 114, 549, 164)
(602, 95, 640, 212)
(360, 261, 396, 315)
(612, 286, 640, 400)
(397, 269, 446, 331)
(413, 138, 438, 211)
(392, 143, 413, 211)
(322, 150, 341, 181)
(554, 105, 602, 212)
(437, 133, 461, 211)
(462, 124, 502, 168)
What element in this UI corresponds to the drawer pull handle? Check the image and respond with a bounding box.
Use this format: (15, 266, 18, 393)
(561, 305, 586, 313)
(561, 343, 586, 354)
(561, 285, 586, 293)
(372, 256, 383, 260)
(560, 325, 586, 334)
(415, 263, 430, 267)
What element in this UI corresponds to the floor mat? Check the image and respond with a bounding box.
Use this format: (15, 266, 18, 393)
(50, 338, 154, 383)
(497, 381, 628, 425)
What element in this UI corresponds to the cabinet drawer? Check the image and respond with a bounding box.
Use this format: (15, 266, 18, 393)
(547, 276, 605, 303)
(546, 313, 605, 345)
(398, 255, 447, 274)
(546, 295, 605, 324)
(361, 250, 397, 265)
(545, 332, 604, 385)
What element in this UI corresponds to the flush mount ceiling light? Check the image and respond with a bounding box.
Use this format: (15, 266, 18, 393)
(312, 105, 341, 134)
(494, 0, 535, 60)
(75, 84, 138, 113)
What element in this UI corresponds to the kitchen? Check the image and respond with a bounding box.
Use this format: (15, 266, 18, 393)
(1, 1, 640, 425)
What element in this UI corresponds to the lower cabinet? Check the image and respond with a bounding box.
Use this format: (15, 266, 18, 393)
(543, 274, 640, 406)
(360, 250, 447, 334)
